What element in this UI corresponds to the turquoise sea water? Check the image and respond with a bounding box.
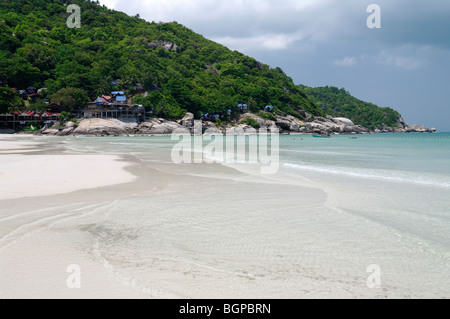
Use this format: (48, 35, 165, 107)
(281, 133, 450, 187)
(58, 133, 450, 297)
(279, 133, 450, 252)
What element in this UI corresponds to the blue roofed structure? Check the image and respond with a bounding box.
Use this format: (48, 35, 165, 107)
(116, 96, 127, 103)
(237, 104, 248, 112)
(265, 105, 274, 112)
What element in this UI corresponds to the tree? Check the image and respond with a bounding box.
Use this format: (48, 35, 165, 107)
(58, 111, 71, 122)
(0, 56, 40, 88)
(0, 87, 23, 114)
(50, 87, 89, 112)
(0, 0, 327, 122)
(28, 99, 48, 113)
(248, 98, 259, 113)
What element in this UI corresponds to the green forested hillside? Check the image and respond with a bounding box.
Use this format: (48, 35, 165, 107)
(0, 0, 324, 119)
(299, 85, 401, 130)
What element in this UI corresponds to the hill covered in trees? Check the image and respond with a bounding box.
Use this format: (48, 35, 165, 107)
(0, 0, 325, 120)
(0, 0, 414, 131)
(298, 85, 402, 130)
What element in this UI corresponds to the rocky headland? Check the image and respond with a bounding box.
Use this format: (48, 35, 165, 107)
(38, 111, 436, 137)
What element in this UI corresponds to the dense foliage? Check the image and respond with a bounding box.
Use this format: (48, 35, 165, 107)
(0, 86, 23, 113)
(0, 0, 324, 119)
(50, 87, 89, 112)
(299, 85, 401, 130)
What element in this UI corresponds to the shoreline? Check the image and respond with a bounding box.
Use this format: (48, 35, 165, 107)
(0, 136, 137, 201)
(0, 135, 331, 298)
(1, 112, 436, 137)
(3, 130, 439, 138)
(0, 136, 162, 298)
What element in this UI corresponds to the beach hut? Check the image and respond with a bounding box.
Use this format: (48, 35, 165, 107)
(237, 104, 248, 113)
(17, 112, 32, 123)
(95, 97, 107, 105)
(264, 105, 274, 112)
(135, 83, 144, 93)
(115, 96, 127, 104)
(0, 113, 13, 129)
(27, 86, 37, 94)
(41, 111, 52, 121)
(41, 111, 54, 125)
(28, 93, 41, 102)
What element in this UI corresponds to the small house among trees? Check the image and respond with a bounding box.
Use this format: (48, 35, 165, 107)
(237, 104, 248, 113)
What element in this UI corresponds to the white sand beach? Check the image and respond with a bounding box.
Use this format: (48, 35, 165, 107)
(1, 134, 449, 299)
(0, 135, 144, 298)
(0, 154, 136, 200)
(0, 135, 136, 201)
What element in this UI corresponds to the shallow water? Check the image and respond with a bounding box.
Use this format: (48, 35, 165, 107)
(1, 133, 449, 298)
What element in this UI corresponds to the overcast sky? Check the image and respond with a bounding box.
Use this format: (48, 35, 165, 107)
(100, 0, 450, 131)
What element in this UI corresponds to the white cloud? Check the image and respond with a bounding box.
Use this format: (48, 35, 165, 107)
(335, 57, 357, 67)
(375, 47, 427, 70)
(213, 32, 305, 51)
(384, 56, 422, 70)
(335, 49, 427, 70)
(100, 0, 118, 9)
(99, 0, 448, 68)
(99, 0, 349, 51)
(97, 0, 450, 131)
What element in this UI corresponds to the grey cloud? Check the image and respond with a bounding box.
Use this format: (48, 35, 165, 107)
(99, 0, 450, 130)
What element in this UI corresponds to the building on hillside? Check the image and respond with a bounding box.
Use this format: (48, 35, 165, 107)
(265, 105, 274, 112)
(28, 93, 41, 102)
(40, 111, 60, 123)
(0, 111, 60, 130)
(237, 104, 248, 113)
(115, 95, 127, 104)
(0, 114, 13, 129)
(27, 86, 37, 94)
(135, 83, 144, 93)
(83, 93, 145, 123)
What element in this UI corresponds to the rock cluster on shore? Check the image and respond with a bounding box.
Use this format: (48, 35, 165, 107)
(39, 112, 436, 137)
